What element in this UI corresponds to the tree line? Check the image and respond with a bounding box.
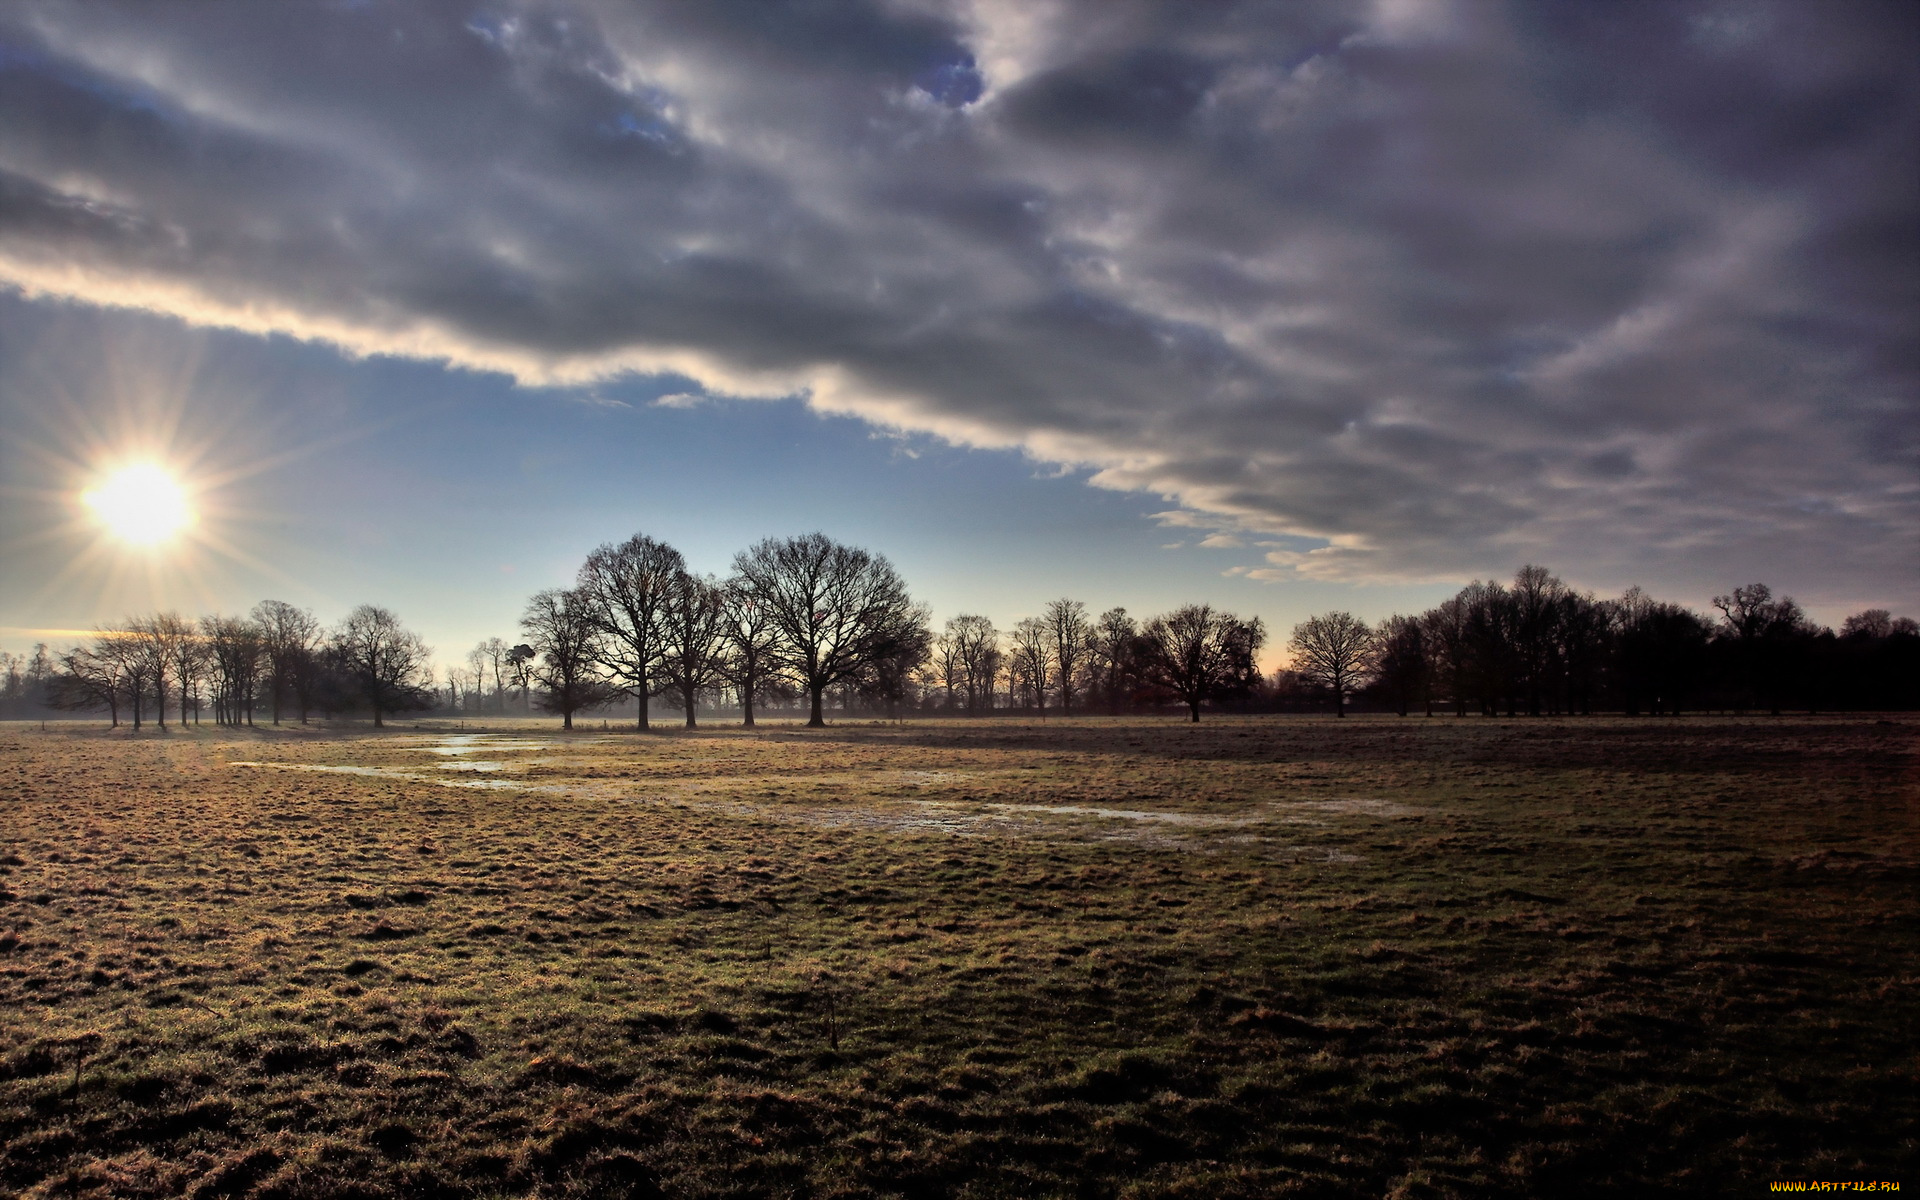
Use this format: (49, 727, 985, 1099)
(31, 601, 439, 729)
(1283, 567, 1920, 717)
(15, 539, 1916, 728)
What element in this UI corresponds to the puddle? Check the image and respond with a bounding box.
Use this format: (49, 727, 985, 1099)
(228, 761, 585, 797)
(227, 745, 1400, 856)
(940, 800, 1256, 827)
(399, 734, 555, 756)
(1284, 797, 1416, 818)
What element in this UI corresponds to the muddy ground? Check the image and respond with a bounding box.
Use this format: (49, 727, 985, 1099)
(1, 715, 1914, 1197)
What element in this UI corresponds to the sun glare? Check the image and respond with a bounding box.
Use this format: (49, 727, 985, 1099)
(84, 463, 195, 547)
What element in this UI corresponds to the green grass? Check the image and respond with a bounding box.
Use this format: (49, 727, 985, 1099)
(0, 715, 1914, 1197)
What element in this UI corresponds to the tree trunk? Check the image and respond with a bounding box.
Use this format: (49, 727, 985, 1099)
(1188, 698, 1200, 723)
(683, 684, 698, 729)
(1336, 687, 1346, 717)
(563, 709, 573, 730)
(808, 684, 825, 727)
(741, 684, 756, 728)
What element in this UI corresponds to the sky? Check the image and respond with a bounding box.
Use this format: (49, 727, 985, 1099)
(0, 0, 1914, 669)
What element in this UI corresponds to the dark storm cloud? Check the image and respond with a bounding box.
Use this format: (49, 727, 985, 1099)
(0, 0, 1913, 599)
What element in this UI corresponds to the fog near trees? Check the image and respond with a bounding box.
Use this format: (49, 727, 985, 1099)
(15, 537, 1918, 729)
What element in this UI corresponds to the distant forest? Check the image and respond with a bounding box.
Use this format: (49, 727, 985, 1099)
(8, 533, 1917, 728)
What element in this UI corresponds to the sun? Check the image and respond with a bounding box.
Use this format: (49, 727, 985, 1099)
(83, 462, 196, 547)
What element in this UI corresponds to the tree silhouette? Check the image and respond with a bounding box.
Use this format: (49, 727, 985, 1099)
(253, 600, 321, 724)
(657, 571, 729, 729)
(719, 577, 786, 728)
(330, 606, 433, 727)
(1143, 604, 1260, 722)
(732, 533, 922, 727)
(521, 589, 610, 730)
(577, 534, 684, 731)
(1044, 598, 1092, 713)
(1288, 612, 1373, 717)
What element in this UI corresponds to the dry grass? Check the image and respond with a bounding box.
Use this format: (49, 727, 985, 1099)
(1, 714, 1914, 1198)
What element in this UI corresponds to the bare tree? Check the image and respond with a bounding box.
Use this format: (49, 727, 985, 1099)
(578, 534, 684, 731)
(124, 615, 171, 727)
(108, 626, 153, 728)
(1370, 615, 1429, 717)
(203, 615, 265, 725)
(1510, 564, 1568, 716)
(909, 651, 945, 713)
(1091, 607, 1138, 714)
(1613, 588, 1710, 716)
(850, 602, 932, 720)
(1220, 615, 1268, 706)
(1010, 616, 1053, 714)
(163, 614, 210, 725)
(731, 533, 922, 727)
(505, 643, 536, 711)
(330, 605, 434, 727)
(464, 644, 493, 714)
(1711, 582, 1820, 713)
(1840, 609, 1896, 639)
(51, 640, 130, 726)
(658, 571, 730, 728)
(1142, 604, 1261, 722)
(480, 637, 510, 712)
(719, 576, 786, 727)
(1419, 594, 1471, 716)
(119, 612, 193, 728)
(0, 652, 20, 716)
(932, 620, 966, 711)
(444, 666, 474, 714)
(1712, 583, 1786, 641)
(1043, 598, 1092, 713)
(521, 588, 611, 730)
(1288, 611, 1375, 717)
(2, 644, 54, 717)
(944, 614, 1000, 714)
(253, 600, 321, 724)
(1556, 589, 1610, 716)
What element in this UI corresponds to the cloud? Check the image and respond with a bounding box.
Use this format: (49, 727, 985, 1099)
(0, 0, 1912, 604)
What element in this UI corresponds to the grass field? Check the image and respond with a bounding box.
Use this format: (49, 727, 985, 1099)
(1, 715, 1914, 1198)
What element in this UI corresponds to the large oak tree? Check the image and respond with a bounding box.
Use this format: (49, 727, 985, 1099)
(521, 588, 611, 730)
(577, 534, 684, 730)
(330, 605, 434, 727)
(1288, 611, 1374, 718)
(1143, 604, 1264, 722)
(731, 533, 922, 727)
